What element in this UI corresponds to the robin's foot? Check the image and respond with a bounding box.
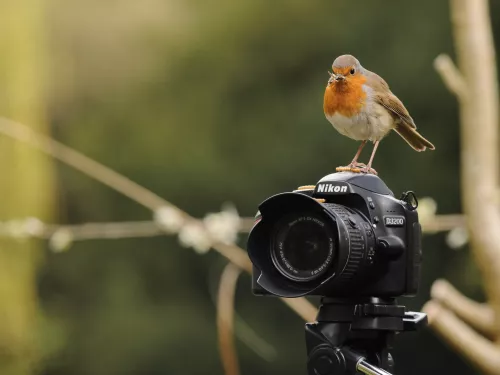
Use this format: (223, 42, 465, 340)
(360, 166, 378, 175)
(335, 162, 368, 173)
(350, 162, 367, 169)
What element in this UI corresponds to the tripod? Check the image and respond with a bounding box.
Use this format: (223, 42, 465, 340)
(305, 297, 427, 375)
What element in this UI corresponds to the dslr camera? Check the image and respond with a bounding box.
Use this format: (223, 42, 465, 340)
(247, 171, 423, 299)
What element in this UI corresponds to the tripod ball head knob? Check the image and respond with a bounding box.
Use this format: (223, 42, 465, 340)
(307, 345, 346, 375)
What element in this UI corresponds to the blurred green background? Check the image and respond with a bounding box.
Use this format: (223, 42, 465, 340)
(1, 0, 499, 374)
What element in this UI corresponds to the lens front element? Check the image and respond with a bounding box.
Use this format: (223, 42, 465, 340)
(271, 213, 335, 282)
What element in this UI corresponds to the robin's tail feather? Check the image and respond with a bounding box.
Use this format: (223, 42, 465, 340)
(394, 123, 435, 152)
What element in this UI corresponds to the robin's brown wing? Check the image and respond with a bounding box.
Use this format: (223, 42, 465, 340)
(365, 70, 434, 151)
(365, 70, 417, 129)
(375, 93, 417, 129)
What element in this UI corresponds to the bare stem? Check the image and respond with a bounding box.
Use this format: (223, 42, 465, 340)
(450, 0, 500, 334)
(0, 117, 170, 211)
(423, 300, 500, 375)
(434, 54, 468, 101)
(431, 279, 495, 337)
(217, 264, 242, 375)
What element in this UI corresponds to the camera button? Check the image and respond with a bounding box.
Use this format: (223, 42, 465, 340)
(373, 216, 380, 224)
(367, 197, 375, 209)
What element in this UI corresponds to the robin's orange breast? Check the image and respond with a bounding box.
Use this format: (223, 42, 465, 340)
(323, 75, 367, 118)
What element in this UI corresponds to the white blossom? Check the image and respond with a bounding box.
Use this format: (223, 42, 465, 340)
(178, 222, 211, 254)
(154, 206, 185, 233)
(417, 197, 437, 223)
(203, 203, 240, 245)
(49, 228, 74, 252)
(23, 217, 46, 237)
(446, 226, 469, 250)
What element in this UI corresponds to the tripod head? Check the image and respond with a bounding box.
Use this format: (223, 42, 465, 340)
(305, 297, 427, 375)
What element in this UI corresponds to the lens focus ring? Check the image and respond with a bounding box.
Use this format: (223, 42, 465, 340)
(323, 203, 368, 283)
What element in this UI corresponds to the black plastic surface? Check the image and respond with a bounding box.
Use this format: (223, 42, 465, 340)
(316, 171, 394, 196)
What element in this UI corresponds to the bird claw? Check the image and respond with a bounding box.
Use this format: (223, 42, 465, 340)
(351, 162, 367, 169)
(335, 162, 367, 174)
(360, 166, 378, 175)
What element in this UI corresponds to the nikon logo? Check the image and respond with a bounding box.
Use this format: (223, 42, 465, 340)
(316, 184, 348, 194)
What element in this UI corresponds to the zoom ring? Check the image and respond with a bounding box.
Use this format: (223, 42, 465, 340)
(323, 204, 366, 283)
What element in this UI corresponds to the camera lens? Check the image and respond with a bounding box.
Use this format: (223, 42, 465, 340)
(247, 191, 380, 298)
(271, 213, 335, 282)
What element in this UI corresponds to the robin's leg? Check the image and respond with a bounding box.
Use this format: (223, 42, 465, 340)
(336, 141, 367, 172)
(348, 140, 367, 168)
(360, 141, 379, 175)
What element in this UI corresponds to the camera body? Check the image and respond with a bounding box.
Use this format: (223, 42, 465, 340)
(247, 172, 423, 299)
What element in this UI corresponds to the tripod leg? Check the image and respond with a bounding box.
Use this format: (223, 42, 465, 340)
(357, 359, 394, 375)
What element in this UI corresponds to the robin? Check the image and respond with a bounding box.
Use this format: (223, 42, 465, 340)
(323, 54, 435, 175)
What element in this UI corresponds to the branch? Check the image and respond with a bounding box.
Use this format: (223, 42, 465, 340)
(450, 0, 500, 329)
(0, 218, 252, 245)
(0, 220, 166, 241)
(0, 117, 318, 322)
(280, 298, 319, 324)
(420, 214, 465, 233)
(422, 300, 500, 375)
(0, 118, 170, 212)
(434, 54, 468, 101)
(217, 264, 242, 375)
(0, 213, 467, 244)
(207, 263, 277, 363)
(431, 279, 495, 337)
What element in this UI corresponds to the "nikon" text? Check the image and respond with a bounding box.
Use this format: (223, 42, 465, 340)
(316, 184, 348, 193)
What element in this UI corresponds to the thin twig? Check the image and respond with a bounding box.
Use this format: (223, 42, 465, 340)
(0, 117, 318, 322)
(208, 263, 277, 363)
(431, 279, 495, 337)
(422, 300, 500, 375)
(420, 214, 465, 233)
(0, 118, 170, 212)
(434, 54, 468, 101)
(0, 220, 165, 240)
(0, 211, 465, 243)
(280, 298, 319, 324)
(237, 218, 258, 233)
(217, 263, 242, 375)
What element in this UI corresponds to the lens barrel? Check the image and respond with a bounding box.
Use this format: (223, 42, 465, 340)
(247, 192, 376, 298)
(321, 203, 375, 285)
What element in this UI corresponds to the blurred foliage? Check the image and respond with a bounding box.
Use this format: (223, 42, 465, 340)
(2, 0, 500, 374)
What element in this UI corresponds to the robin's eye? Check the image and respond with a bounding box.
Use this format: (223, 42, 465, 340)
(350, 68, 356, 75)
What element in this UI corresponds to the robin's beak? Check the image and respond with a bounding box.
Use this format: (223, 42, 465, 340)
(334, 74, 346, 82)
(328, 72, 345, 84)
